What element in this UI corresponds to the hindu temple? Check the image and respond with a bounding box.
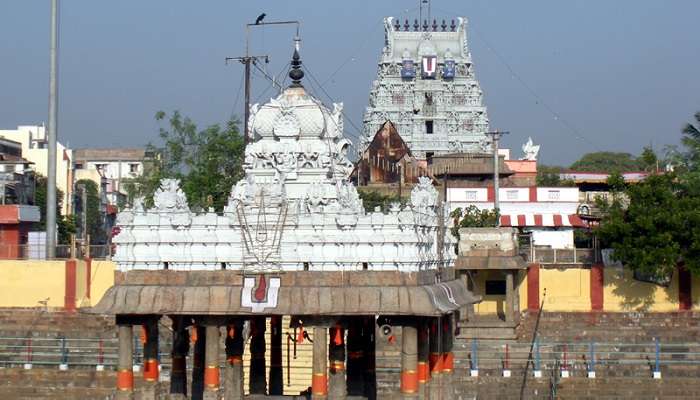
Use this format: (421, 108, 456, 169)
(91, 46, 476, 399)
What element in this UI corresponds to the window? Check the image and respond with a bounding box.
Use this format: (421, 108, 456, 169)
(426, 152, 434, 166)
(485, 280, 506, 295)
(465, 190, 477, 201)
(547, 190, 561, 200)
(506, 190, 519, 200)
(129, 163, 139, 173)
(425, 120, 434, 134)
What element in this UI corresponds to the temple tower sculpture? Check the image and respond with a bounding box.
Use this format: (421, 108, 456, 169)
(361, 17, 491, 160)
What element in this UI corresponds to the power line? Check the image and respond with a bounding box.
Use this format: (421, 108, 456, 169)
(431, 5, 601, 151)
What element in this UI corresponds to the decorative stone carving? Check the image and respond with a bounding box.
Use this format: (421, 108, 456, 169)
(133, 197, 145, 214)
(521, 137, 540, 161)
(152, 179, 189, 212)
(230, 173, 257, 206)
(336, 180, 363, 214)
(305, 181, 328, 213)
(111, 48, 457, 274)
(411, 176, 438, 210)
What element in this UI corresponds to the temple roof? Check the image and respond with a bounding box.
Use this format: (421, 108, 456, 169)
(88, 279, 478, 317)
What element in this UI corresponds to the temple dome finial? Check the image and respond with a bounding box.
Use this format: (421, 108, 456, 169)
(289, 47, 304, 87)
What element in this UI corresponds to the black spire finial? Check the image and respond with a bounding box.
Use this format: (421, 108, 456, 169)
(404, 19, 410, 31)
(441, 19, 447, 31)
(422, 19, 428, 31)
(393, 18, 400, 31)
(450, 19, 456, 32)
(432, 19, 438, 31)
(413, 19, 419, 31)
(289, 48, 304, 87)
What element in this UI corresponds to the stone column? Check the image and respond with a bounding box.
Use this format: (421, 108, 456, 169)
(328, 325, 347, 399)
(269, 316, 284, 395)
(224, 321, 244, 400)
(312, 327, 328, 400)
(191, 325, 206, 400)
(141, 318, 159, 399)
(170, 319, 189, 399)
(400, 324, 418, 399)
(346, 321, 365, 396)
(363, 317, 376, 400)
(203, 325, 220, 400)
(116, 324, 134, 400)
(428, 318, 442, 399)
(505, 270, 515, 322)
(441, 316, 454, 399)
(249, 317, 267, 394)
(417, 320, 430, 400)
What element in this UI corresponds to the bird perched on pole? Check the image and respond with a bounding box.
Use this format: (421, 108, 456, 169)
(255, 13, 266, 25)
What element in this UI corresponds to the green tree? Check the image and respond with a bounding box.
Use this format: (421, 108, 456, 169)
(75, 179, 105, 244)
(638, 146, 658, 172)
(569, 151, 642, 173)
(449, 205, 499, 239)
(680, 111, 700, 172)
(123, 111, 245, 211)
(536, 165, 576, 187)
(596, 112, 700, 277)
(596, 173, 700, 277)
(357, 189, 403, 213)
(33, 174, 76, 244)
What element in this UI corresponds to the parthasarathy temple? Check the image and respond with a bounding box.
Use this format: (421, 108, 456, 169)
(90, 45, 478, 399)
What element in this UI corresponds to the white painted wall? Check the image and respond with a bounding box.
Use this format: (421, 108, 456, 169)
(531, 229, 574, 249)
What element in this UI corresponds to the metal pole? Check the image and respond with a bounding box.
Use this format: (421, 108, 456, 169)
(46, 0, 59, 258)
(493, 133, 500, 226)
(243, 58, 251, 145)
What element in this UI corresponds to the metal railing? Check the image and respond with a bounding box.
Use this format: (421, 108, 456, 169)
(521, 247, 600, 265)
(459, 339, 700, 378)
(0, 244, 113, 260)
(2, 335, 699, 379)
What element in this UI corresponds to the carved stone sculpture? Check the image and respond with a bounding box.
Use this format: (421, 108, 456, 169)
(152, 179, 189, 212)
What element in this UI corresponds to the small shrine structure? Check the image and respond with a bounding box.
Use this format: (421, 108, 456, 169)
(92, 48, 476, 400)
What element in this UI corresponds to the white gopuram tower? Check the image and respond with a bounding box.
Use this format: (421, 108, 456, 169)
(361, 17, 491, 159)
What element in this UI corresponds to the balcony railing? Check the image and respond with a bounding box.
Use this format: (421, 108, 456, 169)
(0, 244, 114, 260)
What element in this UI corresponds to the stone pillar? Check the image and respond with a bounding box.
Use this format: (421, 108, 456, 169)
(224, 321, 244, 400)
(346, 321, 365, 396)
(269, 316, 283, 395)
(116, 324, 134, 400)
(428, 318, 442, 399)
(203, 325, 220, 400)
(505, 270, 515, 322)
(249, 317, 267, 394)
(591, 263, 604, 311)
(400, 324, 418, 399)
(141, 318, 159, 399)
(312, 327, 328, 400)
(417, 320, 429, 400)
(191, 325, 206, 400)
(329, 325, 347, 399)
(441, 316, 454, 399)
(170, 319, 189, 399)
(363, 317, 376, 400)
(527, 263, 540, 311)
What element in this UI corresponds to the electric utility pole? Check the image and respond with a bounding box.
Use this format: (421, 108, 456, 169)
(46, 0, 59, 258)
(485, 130, 509, 227)
(225, 19, 300, 144)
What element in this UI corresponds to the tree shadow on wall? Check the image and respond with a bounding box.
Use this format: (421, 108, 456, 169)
(604, 267, 676, 311)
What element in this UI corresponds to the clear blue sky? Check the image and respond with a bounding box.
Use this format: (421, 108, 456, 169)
(1, 1, 699, 166)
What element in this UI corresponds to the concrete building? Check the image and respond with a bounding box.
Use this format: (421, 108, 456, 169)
(0, 125, 73, 215)
(447, 186, 586, 249)
(73, 148, 146, 207)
